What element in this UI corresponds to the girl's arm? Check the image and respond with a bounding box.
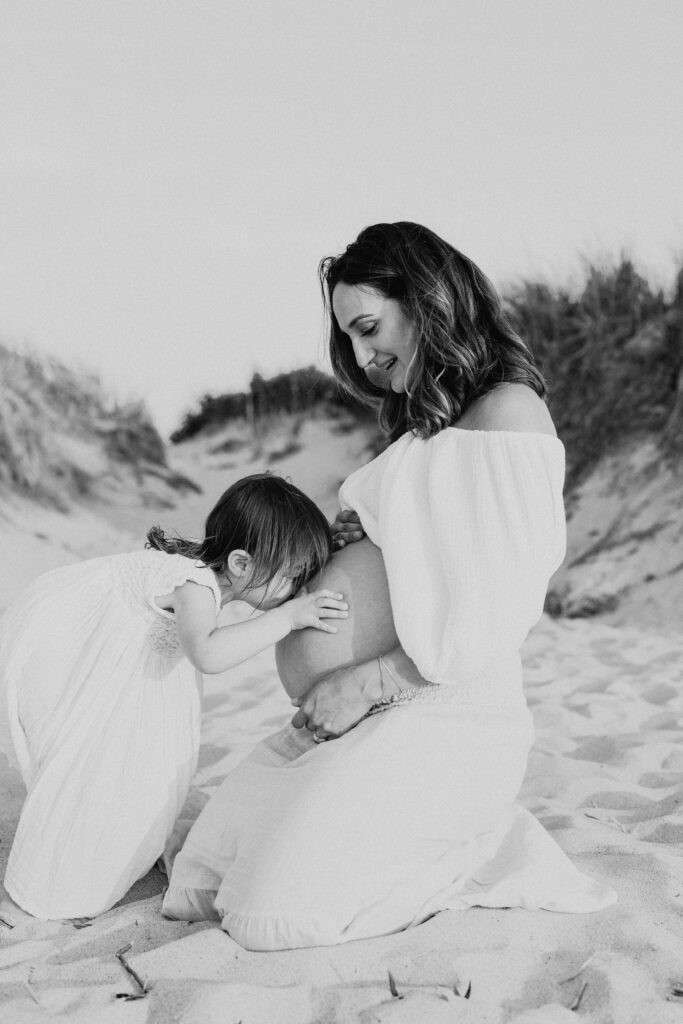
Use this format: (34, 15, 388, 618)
(174, 582, 348, 675)
(290, 645, 431, 738)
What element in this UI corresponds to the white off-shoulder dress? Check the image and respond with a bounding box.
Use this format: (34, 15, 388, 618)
(163, 430, 617, 949)
(0, 549, 221, 919)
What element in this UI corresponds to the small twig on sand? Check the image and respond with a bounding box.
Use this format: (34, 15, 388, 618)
(453, 979, 472, 999)
(0, 914, 15, 929)
(583, 811, 629, 833)
(115, 943, 150, 999)
(570, 981, 589, 1012)
(561, 952, 597, 984)
(387, 971, 403, 999)
(327, 962, 345, 984)
(24, 968, 42, 1008)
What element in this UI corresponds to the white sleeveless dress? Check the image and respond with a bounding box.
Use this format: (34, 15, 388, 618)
(0, 549, 221, 919)
(162, 430, 617, 949)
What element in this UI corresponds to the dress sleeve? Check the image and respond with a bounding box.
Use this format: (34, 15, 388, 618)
(338, 436, 408, 546)
(146, 553, 222, 619)
(376, 430, 567, 684)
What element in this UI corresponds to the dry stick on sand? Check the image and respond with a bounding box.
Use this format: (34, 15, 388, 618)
(387, 971, 403, 999)
(560, 952, 597, 984)
(570, 981, 589, 1012)
(454, 979, 472, 999)
(115, 943, 150, 1000)
(24, 968, 43, 1008)
(583, 811, 630, 833)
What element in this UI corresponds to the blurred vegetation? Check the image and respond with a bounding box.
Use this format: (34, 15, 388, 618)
(171, 258, 683, 488)
(170, 365, 372, 444)
(0, 344, 169, 508)
(506, 257, 683, 484)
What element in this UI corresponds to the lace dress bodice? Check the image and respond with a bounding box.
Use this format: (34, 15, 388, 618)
(109, 549, 222, 657)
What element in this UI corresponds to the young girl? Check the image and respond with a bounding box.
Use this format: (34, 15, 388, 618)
(0, 473, 345, 920)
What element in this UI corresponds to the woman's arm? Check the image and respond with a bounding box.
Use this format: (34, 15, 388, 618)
(290, 644, 431, 738)
(378, 645, 431, 689)
(329, 509, 365, 551)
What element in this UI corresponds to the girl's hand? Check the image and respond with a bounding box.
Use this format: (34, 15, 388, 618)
(286, 588, 348, 633)
(290, 661, 381, 739)
(330, 509, 365, 551)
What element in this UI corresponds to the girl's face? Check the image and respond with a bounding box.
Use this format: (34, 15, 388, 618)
(221, 552, 299, 609)
(332, 282, 418, 394)
(242, 572, 297, 611)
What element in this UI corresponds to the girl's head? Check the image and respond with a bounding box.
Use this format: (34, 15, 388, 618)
(320, 221, 546, 441)
(147, 473, 332, 605)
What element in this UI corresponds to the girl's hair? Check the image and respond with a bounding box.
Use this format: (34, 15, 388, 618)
(319, 221, 547, 442)
(146, 473, 332, 594)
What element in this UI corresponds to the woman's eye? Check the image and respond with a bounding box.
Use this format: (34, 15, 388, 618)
(362, 325, 377, 337)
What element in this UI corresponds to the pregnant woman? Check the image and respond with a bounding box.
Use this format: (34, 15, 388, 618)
(163, 221, 616, 949)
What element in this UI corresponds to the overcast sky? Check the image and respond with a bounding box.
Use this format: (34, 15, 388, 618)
(1, 1, 681, 434)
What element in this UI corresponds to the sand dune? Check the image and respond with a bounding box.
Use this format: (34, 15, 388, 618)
(2, 416, 683, 1023)
(548, 439, 683, 634)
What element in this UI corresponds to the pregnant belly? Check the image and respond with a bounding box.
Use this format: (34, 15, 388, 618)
(275, 537, 399, 699)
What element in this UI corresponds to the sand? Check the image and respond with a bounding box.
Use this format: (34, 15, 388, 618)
(2, 416, 683, 1023)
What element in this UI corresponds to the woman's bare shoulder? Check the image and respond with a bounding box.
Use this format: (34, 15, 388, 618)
(458, 384, 557, 437)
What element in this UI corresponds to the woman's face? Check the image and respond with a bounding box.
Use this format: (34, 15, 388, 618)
(332, 283, 417, 393)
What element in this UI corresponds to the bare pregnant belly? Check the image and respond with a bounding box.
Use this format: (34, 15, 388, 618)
(275, 537, 398, 699)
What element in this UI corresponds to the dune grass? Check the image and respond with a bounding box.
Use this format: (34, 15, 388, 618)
(169, 258, 683, 487)
(505, 258, 683, 483)
(0, 343, 167, 509)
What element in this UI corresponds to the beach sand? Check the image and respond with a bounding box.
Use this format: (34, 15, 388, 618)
(2, 417, 682, 1023)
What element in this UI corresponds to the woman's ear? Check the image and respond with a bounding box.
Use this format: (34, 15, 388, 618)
(226, 549, 253, 579)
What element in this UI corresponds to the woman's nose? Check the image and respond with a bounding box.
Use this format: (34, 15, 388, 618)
(351, 335, 375, 369)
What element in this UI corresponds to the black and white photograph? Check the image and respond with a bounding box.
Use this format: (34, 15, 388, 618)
(1, 2, 682, 1021)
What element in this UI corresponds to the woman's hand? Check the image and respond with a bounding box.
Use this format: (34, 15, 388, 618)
(290, 660, 382, 739)
(285, 589, 348, 633)
(330, 509, 365, 551)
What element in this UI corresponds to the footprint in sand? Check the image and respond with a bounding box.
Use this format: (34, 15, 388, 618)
(583, 791, 658, 811)
(642, 649, 683, 669)
(572, 679, 613, 695)
(585, 788, 683, 826)
(638, 771, 683, 788)
(569, 703, 593, 719)
(642, 822, 683, 844)
(643, 682, 680, 705)
(642, 711, 683, 730)
(567, 735, 643, 764)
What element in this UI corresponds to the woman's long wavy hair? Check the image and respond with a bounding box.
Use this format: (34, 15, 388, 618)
(146, 473, 332, 594)
(320, 221, 547, 442)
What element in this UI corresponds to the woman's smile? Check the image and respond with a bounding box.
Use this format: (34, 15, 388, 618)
(331, 282, 417, 394)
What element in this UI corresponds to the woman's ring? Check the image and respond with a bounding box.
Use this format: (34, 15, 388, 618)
(313, 732, 327, 744)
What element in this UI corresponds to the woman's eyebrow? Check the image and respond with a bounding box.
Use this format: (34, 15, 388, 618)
(347, 313, 375, 330)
